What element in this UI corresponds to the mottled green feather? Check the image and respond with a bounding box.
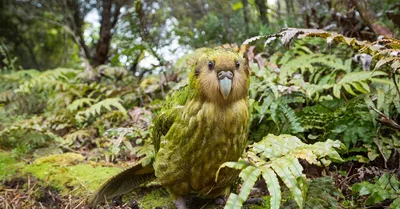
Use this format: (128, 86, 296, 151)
(88, 163, 156, 206)
(153, 49, 250, 198)
(90, 49, 250, 207)
(152, 83, 194, 152)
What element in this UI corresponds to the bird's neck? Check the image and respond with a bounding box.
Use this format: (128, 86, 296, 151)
(184, 97, 249, 130)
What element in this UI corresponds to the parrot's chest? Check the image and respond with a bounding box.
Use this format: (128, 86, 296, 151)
(154, 99, 249, 196)
(183, 100, 249, 193)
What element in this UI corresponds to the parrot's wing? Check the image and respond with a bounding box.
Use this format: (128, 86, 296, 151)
(88, 162, 156, 206)
(152, 81, 193, 152)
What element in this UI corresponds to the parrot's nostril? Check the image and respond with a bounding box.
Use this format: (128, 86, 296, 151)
(218, 71, 233, 80)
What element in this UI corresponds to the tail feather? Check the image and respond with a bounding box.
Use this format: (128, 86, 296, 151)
(88, 163, 156, 206)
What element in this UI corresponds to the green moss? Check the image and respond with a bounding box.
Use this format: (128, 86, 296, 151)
(68, 164, 122, 192)
(33, 152, 85, 165)
(131, 188, 174, 209)
(22, 152, 122, 196)
(0, 151, 24, 181)
(247, 196, 270, 209)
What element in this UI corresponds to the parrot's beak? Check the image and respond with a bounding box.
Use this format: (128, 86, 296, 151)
(218, 71, 233, 99)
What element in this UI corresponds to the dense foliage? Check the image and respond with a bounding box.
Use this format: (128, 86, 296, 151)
(1, 0, 400, 208)
(1, 28, 400, 208)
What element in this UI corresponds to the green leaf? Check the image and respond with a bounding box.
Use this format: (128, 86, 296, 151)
(377, 88, 385, 112)
(343, 83, 356, 95)
(333, 84, 341, 98)
(272, 158, 304, 208)
(350, 82, 369, 94)
(365, 189, 389, 205)
(66, 98, 96, 112)
(216, 160, 250, 181)
(352, 181, 374, 196)
(261, 167, 281, 209)
(224, 166, 261, 209)
(75, 98, 127, 122)
(374, 57, 397, 70)
(225, 194, 241, 209)
(369, 78, 394, 85)
(353, 173, 400, 206)
(360, 81, 371, 93)
(390, 198, 400, 209)
(338, 71, 386, 84)
(232, 2, 243, 10)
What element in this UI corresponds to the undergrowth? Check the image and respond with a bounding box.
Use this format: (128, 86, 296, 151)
(1, 28, 400, 208)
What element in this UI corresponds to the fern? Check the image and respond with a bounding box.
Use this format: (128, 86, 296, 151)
(16, 68, 80, 93)
(278, 53, 351, 83)
(299, 98, 376, 149)
(331, 71, 387, 98)
(282, 177, 340, 209)
(75, 98, 127, 123)
(217, 134, 344, 209)
(245, 28, 400, 74)
(0, 69, 40, 91)
(102, 127, 154, 165)
(63, 129, 95, 146)
(353, 173, 400, 208)
(248, 29, 396, 160)
(66, 98, 96, 112)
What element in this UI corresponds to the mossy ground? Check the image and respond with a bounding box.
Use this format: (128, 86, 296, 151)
(0, 151, 23, 181)
(0, 152, 131, 207)
(21, 153, 122, 195)
(0, 151, 270, 208)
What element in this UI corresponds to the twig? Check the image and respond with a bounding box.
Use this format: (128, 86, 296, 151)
(392, 71, 400, 96)
(73, 198, 85, 209)
(369, 106, 400, 131)
(373, 125, 387, 167)
(337, 173, 359, 188)
(318, 159, 331, 175)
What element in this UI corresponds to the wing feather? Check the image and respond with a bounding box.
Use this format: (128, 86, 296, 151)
(152, 81, 193, 152)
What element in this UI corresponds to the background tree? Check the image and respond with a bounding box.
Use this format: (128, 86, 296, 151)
(0, 0, 399, 72)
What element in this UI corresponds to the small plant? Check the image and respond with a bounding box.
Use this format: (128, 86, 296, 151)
(352, 173, 400, 208)
(218, 134, 344, 209)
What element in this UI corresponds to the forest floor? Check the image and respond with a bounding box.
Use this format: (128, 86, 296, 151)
(1, 149, 385, 208)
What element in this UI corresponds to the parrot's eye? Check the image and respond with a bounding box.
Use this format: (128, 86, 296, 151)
(235, 61, 240, 69)
(208, 61, 214, 70)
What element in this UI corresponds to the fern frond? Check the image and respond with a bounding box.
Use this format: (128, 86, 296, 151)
(66, 98, 96, 112)
(63, 129, 94, 143)
(0, 69, 40, 91)
(75, 98, 127, 123)
(279, 53, 350, 82)
(353, 173, 400, 206)
(308, 71, 387, 99)
(225, 166, 261, 209)
(16, 68, 81, 93)
(261, 167, 281, 209)
(220, 134, 344, 209)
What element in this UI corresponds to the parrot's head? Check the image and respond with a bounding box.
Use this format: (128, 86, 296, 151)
(190, 49, 250, 105)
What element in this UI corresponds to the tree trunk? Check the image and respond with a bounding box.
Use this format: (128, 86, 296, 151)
(352, 0, 393, 38)
(93, 0, 121, 67)
(255, 0, 268, 26)
(65, 0, 92, 61)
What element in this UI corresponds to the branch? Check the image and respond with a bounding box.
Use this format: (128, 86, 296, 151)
(369, 106, 400, 131)
(392, 71, 400, 96)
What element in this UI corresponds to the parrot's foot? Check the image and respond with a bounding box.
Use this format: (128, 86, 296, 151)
(215, 196, 264, 207)
(112, 195, 123, 206)
(244, 197, 265, 206)
(215, 197, 227, 205)
(174, 197, 188, 209)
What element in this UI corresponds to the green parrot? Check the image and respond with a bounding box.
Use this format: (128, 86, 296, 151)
(89, 48, 251, 208)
